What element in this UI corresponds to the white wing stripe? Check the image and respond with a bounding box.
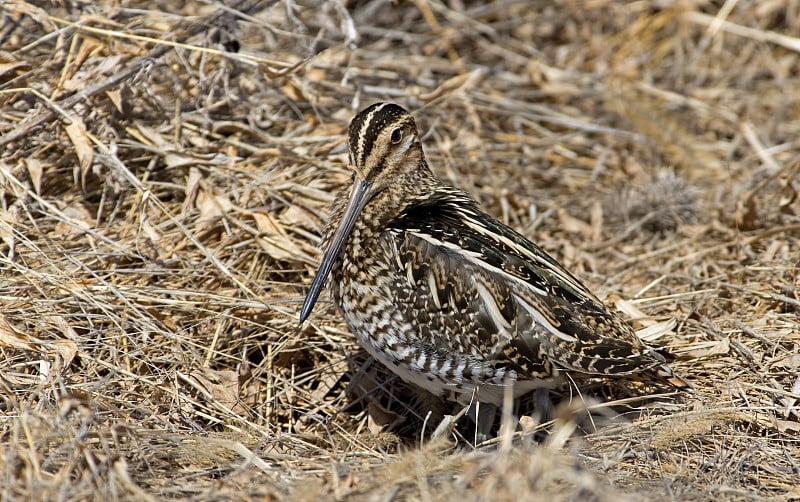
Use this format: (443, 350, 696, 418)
(475, 281, 512, 331)
(458, 215, 590, 298)
(408, 230, 547, 297)
(427, 270, 442, 309)
(514, 293, 578, 344)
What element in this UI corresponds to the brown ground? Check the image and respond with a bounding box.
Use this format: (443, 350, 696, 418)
(1, 1, 799, 500)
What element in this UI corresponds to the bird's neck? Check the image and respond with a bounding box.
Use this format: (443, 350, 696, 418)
(324, 163, 438, 257)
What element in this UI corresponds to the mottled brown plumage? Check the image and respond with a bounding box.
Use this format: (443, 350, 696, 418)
(300, 102, 690, 439)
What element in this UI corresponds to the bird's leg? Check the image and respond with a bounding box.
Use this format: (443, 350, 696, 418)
(532, 387, 554, 424)
(468, 401, 497, 444)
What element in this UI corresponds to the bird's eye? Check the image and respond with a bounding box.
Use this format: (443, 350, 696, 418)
(390, 128, 403, 144)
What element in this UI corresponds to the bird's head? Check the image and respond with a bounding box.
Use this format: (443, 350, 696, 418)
(346, 102, 423, 193)
(299, 102, 427, 323)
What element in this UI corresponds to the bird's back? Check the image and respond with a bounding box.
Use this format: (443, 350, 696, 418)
(330, 182, 688, 403)
(302, 102, 689, 413)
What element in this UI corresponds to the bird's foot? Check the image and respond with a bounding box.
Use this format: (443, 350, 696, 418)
(468, 401, 497, 445)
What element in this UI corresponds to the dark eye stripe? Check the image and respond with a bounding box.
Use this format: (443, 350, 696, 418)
(348, 103, 410, 167)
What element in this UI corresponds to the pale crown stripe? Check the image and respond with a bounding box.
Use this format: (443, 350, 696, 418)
(356, 102, 389, 166)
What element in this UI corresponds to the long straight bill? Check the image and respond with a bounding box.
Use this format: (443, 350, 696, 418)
(299, 178, 372, 323)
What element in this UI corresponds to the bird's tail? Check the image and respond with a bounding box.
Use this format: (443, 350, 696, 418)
(653, 363, 693, 391)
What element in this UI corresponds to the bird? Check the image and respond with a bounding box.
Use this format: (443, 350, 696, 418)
(299, 102, 690, 442)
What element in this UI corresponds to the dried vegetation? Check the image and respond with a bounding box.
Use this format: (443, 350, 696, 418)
(1, 0, 799, 500)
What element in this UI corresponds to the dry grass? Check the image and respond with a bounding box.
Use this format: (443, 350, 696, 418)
(1, 0, 799, 500)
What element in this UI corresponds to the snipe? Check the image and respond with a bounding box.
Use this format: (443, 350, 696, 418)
(300, 102, 690, 441)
